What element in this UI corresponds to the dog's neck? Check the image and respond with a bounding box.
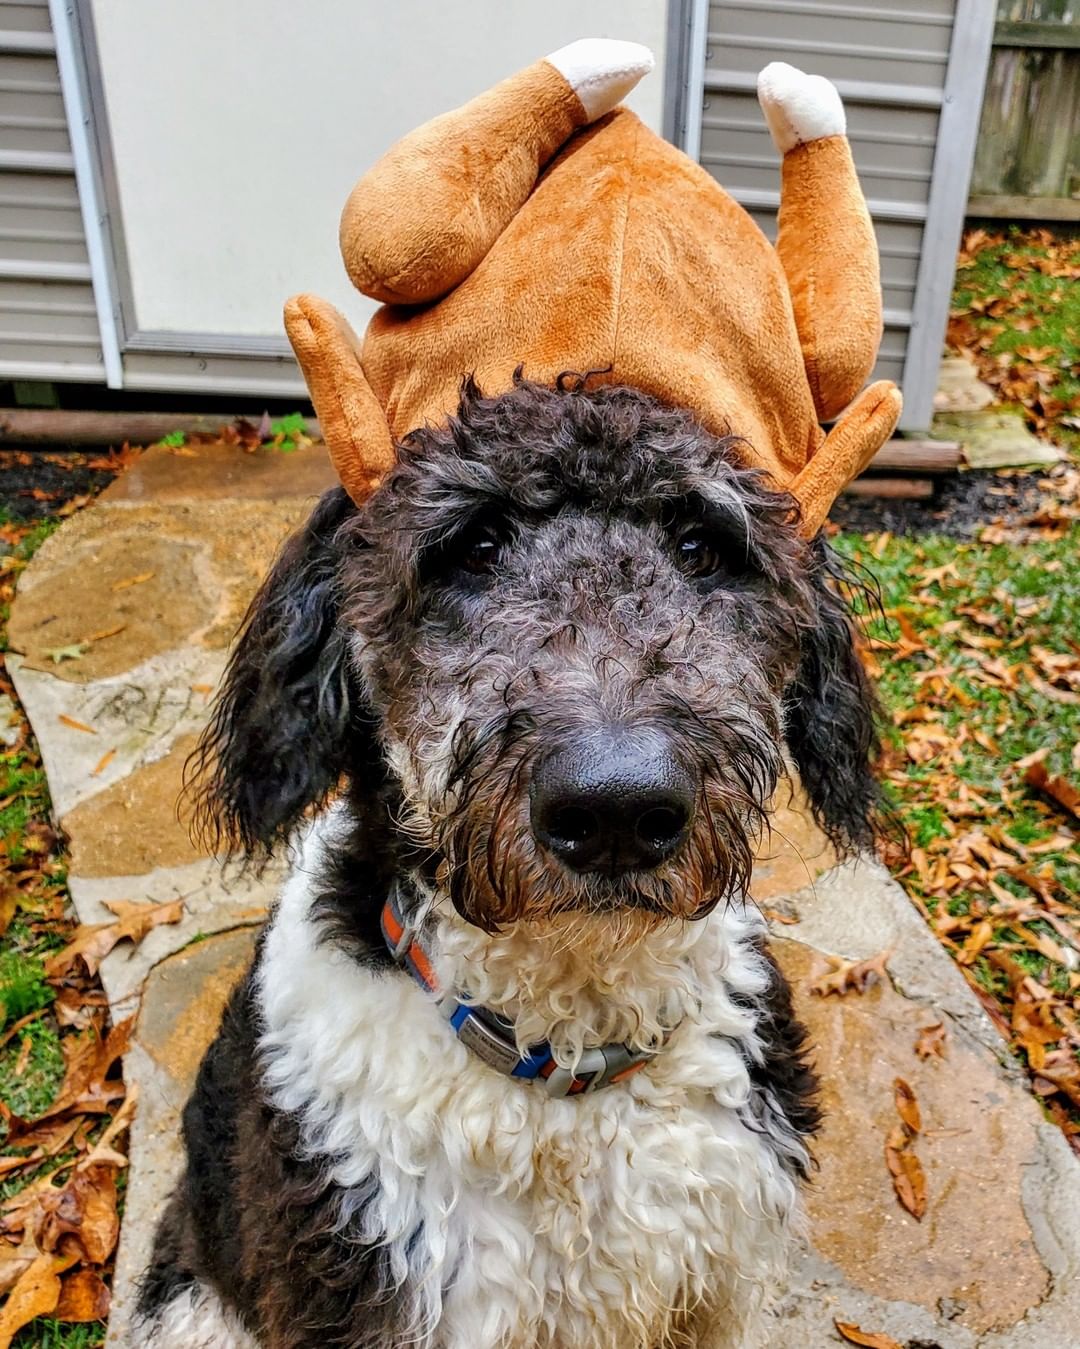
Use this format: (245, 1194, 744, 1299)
(404, 875, 726, 1069)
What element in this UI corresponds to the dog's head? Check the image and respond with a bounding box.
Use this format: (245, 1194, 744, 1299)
(192, 377, 886, 932)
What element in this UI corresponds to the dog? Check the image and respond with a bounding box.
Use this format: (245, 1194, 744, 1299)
(136, 375, 885, 1348)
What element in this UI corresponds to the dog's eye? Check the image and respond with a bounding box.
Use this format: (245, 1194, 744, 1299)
(457, 527, 503, 576)
(675, 532, 725, 580)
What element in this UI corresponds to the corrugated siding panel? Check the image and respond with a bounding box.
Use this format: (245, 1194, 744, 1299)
(702, 0, 957, 398)
(0, 0, 104, 381)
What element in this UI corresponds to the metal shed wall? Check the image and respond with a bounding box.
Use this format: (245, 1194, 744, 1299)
(0, 0, 103, 381)
(696, 0, 994, 431)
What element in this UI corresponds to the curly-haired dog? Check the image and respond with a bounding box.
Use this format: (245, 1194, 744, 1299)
(135, 378, 885, 1349)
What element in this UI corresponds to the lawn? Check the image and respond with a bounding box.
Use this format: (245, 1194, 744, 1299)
(948, 226, 1080, 454)
(835, 516, 1080, 1146)
(834, 225, 1080, 1149)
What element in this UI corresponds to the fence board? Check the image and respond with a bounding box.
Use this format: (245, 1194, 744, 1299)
(970, 0, 1080, 215)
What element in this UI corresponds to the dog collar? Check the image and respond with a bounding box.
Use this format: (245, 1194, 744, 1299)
(380, 886, 661, 1098)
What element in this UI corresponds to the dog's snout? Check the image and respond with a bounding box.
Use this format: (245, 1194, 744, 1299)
(530, 729, 696, 874)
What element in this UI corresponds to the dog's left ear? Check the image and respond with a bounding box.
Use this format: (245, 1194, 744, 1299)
(783, 538, 888, 853)
(188, 486, 373, 856)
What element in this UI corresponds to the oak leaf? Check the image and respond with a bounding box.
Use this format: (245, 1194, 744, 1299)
(810, 951, 891, 997)
(45, 898, 183, 978)
(35, 1164, 119, 1265)
(914, 1023, 947, 1060)
(55, 1267, 111, 1322)
(0, 1251, 72, 1348)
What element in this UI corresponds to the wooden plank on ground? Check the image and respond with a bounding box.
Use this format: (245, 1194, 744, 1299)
(870, 440, 963, 473)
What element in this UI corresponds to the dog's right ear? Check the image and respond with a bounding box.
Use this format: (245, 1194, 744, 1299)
(187, 486, 369, 856)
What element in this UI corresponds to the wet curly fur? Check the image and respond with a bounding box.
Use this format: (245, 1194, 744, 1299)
(142, 377, 888, 1349)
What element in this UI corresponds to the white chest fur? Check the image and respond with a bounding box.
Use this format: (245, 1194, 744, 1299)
(256, 817, 801, 1349)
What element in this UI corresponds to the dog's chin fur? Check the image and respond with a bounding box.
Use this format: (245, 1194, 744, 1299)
(431, 897, 715, 1067)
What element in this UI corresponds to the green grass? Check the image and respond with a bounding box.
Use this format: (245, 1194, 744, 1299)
(0, 485, 121, 1341)
(838, 525, 1080, 791)
(13, 1322, 105, 1348)
(837, 522, 1080, 1115)
(0, 1018, 64, 1121)
(0, 950, 53, 1029)
(952, 227, 1080, 454)
(270, 411, 309, 451)
(0, 513, 72, 1132)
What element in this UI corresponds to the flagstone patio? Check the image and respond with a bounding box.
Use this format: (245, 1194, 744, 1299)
(8, 443, 1079, 1348)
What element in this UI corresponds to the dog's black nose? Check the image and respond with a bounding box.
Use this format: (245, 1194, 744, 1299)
(530, 729, 696, 874)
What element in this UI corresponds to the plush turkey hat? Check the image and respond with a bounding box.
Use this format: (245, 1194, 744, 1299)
(285, 40, 901, 535)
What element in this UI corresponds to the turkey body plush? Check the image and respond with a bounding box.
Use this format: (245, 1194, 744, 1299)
(285, 39, 902, 533)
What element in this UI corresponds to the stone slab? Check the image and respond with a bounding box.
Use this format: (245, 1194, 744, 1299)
(934, 353, 996, 415)
(9, 499, 313, 682)
(765, 861, 1080, 1347)
(7, 646, 225, 819)
(102, 441, 336, 506)
(70, 859, 280, 1013)
(105, 928, 258, 1349)
(932, 410, 1063, 470)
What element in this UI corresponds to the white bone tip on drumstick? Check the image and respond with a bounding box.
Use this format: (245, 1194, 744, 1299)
(546, 39, 655, 122)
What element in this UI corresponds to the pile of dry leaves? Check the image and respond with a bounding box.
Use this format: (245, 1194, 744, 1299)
(0, 457, 155, 1346)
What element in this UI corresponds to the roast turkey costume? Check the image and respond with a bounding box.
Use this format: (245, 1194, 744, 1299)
(284, 39, 902, 535)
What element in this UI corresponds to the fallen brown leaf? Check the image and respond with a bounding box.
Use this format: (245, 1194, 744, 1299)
(834, 1321, 902, 1349)
(0, 1251, 73, 1348)
(893, 1077, 921, 1133)
(0, 886, 17, 939)
(0, 1230, 40, 1296)
(810, 950, 891, 997)
(884, 1122, 927, 1220)
(55, 1267, 110, 1322)
(36, 1016, 133, 1123)
(914, 1023, 947, 1060)
(35, 1164, 119, 1265)
(45, 898, 183, 978)
(110, 571, 154, 591)
(57, 714, 96, 735)
(1025, 761, 1080, 822)
(90, 748, 116, 777)
(83, 623, 126, 643)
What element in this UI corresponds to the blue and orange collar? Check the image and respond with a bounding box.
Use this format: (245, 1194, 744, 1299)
(380, 886, 662, 1098)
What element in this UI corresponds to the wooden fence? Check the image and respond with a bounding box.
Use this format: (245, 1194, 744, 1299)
(970, 0, 1080, 219)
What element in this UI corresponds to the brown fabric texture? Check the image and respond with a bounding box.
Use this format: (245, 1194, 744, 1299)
(775, 136, 884, 422)
(287, 55, 901, 533)
(340, 60, 586, 305)
(283, 295, 394, 502)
